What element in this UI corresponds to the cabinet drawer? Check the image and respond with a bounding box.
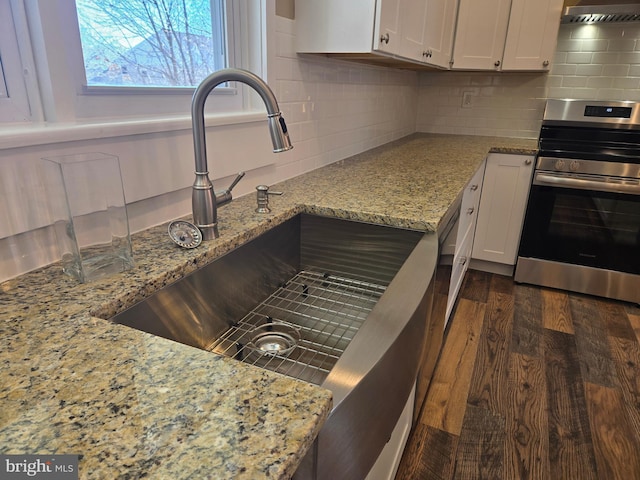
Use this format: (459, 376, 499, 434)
(455, 163, 484, 256)
(446, 218, 474, 322)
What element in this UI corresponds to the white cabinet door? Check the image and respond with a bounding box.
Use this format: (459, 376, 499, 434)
(374, 0, 404, 55)
(296, 0, 379, 53)
(472, 154, 534, 265)
(397, 0, 459, 67)
(451, 0, 512, 70)
(422, 0, 458, 68)
(399, 0, 431, 62)
(502, 0, 563, 71)
(381, 0, 458, 68)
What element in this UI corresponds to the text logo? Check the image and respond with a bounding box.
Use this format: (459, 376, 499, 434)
(1, 455, 78, 479)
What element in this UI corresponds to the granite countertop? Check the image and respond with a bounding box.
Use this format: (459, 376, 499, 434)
(0, 133, 536, 479)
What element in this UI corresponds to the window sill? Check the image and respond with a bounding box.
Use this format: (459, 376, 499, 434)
(0, 111, 266, 151)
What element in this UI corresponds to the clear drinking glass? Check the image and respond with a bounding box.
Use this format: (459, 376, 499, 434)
(41, 152, 134, 283)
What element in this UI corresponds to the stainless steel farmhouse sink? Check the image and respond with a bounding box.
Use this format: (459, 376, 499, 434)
(109, 214, 438, 479)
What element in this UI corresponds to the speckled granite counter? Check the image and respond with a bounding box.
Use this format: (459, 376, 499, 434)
(0, 133, 536, 479)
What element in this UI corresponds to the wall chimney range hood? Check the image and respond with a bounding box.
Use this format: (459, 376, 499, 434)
(562, 0, 640, 23)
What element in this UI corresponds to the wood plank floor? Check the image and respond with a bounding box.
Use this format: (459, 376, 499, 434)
(396, 270, 640, 480)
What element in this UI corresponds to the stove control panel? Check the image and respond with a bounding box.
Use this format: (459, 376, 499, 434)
(584, 105, 632, 118)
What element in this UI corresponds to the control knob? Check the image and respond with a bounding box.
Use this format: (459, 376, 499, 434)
(554, 159, 566, 171)
(569, 160, 580, 172)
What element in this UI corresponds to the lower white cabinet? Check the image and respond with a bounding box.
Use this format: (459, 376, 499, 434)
(445, 160, 485, 324)
(365, 382, 415, 480)
(439, 153, 533, 325)
(471, 153, 535, 265)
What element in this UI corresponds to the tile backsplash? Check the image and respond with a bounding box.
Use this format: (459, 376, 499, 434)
(416, 22, 640, 138)
(548, 22, 640, 101)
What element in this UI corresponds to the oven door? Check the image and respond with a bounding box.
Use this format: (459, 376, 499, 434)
(515, 170, 640, 303)
(518, 171, 640, 274)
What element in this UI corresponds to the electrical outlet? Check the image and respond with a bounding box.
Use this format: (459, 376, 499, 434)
(462, 91, 474, 108)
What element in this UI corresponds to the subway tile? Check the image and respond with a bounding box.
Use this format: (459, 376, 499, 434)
(607, 38, 637, 52)
(566, 51, 593, 64)
(575, 64, 604, 76)
(562, 76, 588, 88)
(618, 51, 640, 64)
(602, 64, 630, 76)
(595, 88, 627, 100)
(585, 77, 613, 89)
(612, 77, 640, 89)
(556, 38, 583, 52)
(551, 63, 577, 75)
(569, 24, 601, 39)
(580, 39, 609, 52)
(591, 51, 621, 64)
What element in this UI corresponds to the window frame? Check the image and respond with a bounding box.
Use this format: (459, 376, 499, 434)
(0, 0, 33, 123)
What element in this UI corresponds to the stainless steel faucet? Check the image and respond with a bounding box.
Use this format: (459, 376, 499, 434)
(191, 68, 293, 240)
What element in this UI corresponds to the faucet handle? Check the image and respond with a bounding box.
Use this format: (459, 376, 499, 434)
(256, 184, 283, 213)
(226, 171, 245, 192)
(215, 171, 245, 207)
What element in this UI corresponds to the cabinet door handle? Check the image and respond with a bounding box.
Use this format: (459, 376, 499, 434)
(470, 184, 478, 191)
(543, 60, 550, 67)
(380, 33, 390, 44)
(525, 158, 532, 165)
(460, 256, 468, 266)
(467, 207, 474, 215)
(494, 60, 501, 67)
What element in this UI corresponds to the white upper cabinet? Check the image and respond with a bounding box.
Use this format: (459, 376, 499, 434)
(375, 0, 404, 56)
(396, 0, 458, 66)
(450, 0, 512, 70)
(422, 0, 459, 67)
(451, 0, 563, 71)
(296, 0, 458, 69)
(296, 0, 562, 72)
(501, 0, 564, 70)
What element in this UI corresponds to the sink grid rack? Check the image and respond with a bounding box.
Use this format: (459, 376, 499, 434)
(206, 269, 385, 386)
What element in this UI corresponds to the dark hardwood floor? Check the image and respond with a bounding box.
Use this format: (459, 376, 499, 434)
(396, 269, 640, 480)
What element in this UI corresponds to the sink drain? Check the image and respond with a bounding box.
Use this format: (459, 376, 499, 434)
(247, 323, 300, 356)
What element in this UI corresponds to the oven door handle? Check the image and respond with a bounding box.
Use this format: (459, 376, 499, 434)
(534, 172, 640, 195)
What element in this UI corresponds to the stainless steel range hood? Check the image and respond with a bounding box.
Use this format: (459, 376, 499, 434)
(562, 0, 640, 23)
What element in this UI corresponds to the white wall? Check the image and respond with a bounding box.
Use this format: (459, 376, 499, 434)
(0, 14, 418, 282)
(416, 22, 640, 138)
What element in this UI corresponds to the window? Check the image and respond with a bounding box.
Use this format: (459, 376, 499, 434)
(75, 0, 227, 88)
(1, 0, 268, 125)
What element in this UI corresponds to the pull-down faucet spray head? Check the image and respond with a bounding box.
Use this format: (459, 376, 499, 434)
(191, 68, 292, 240)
